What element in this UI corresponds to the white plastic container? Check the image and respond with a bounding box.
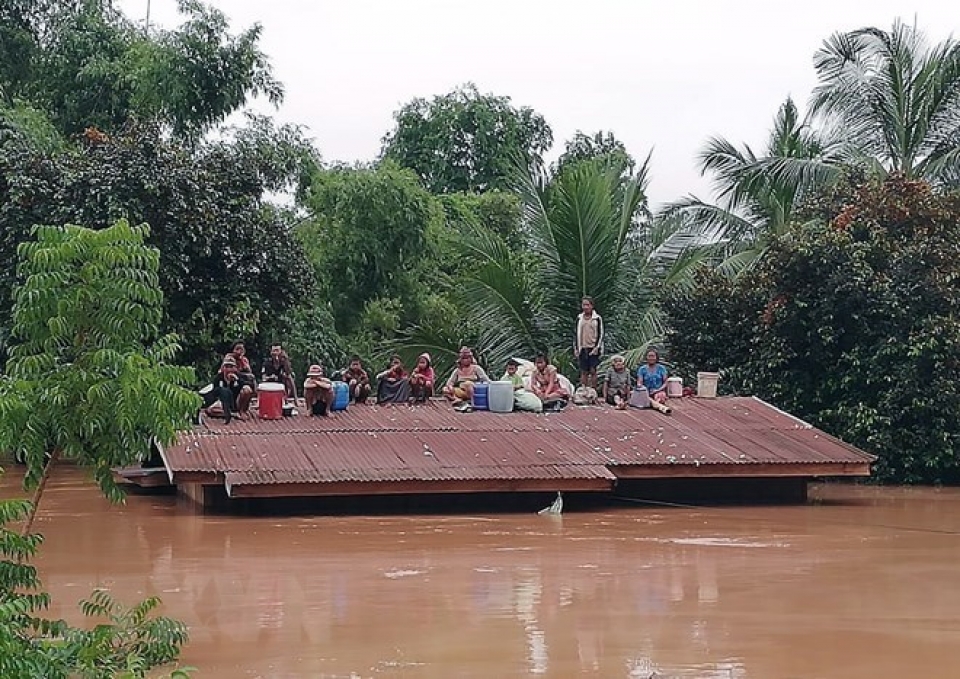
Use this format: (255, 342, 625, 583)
(666, 377, 683, 398)
(487, 381, 515, 413)
(696, 372, 720, 398)
(629, 386, 651, 409)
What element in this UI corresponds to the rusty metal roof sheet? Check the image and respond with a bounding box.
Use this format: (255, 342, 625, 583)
(163, 397, 875, 488)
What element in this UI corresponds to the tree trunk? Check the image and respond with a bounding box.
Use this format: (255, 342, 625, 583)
(21, 449, 61, 536)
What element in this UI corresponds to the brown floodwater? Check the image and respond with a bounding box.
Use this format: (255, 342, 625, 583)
(2, 468, 959, 679)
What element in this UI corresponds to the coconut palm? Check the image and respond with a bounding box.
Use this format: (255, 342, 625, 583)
(664, 98, 842, 275)
(397, 155, 712, 375)
(755, 21, 960, 192)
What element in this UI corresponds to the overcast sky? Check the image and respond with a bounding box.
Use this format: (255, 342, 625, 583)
(120, 1, 959, 207)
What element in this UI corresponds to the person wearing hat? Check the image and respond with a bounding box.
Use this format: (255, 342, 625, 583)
(198, 354, 242, 424)
(409, 353, 435, 403)
(442, 346, 489, 405)
(303, 364, 333, 416)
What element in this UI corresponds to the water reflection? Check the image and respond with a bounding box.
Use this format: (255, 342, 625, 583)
(4, 470, 960, 678)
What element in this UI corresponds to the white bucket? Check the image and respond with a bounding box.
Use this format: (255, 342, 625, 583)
(666, 377, 683, 398)
(488, 381, 515, 413)
(696, 372, 719, 398)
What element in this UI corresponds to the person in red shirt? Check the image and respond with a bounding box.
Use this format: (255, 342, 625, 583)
(409, 353, 435, 402)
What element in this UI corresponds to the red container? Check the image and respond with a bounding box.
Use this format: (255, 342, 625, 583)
(257, 382, 285, 420)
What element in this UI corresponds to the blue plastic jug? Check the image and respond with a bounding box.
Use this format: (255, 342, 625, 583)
(472, 382, 489, 410)
(331, 381, 349, 411)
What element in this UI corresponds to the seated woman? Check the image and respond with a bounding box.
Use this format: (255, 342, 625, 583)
(409, 353, 435, 402)
(303, 364, 334, 417)
(638, 347, 669, 404)
(603, 354, 632, 410)
(443, 346, 489, 405)
(530, 352, 569, 410)
(199, 355, 243, 423)
(376, 354, 410, 404)
(262, 344, 297, 399)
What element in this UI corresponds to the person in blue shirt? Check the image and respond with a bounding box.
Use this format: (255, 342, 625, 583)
(638, 348, 669, 405)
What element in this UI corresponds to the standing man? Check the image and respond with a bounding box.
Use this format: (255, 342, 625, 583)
(574, 296, 603, 390)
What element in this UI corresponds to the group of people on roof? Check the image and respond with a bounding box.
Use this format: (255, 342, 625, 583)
(198, 297, 672, 423)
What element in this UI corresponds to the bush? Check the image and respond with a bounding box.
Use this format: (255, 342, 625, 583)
(663, 176, 960, 483)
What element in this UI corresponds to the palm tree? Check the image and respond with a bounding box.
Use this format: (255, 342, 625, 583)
(396, 155, 712, 375)
(756, 21, 960, 192)
(664, 98, 841, 275)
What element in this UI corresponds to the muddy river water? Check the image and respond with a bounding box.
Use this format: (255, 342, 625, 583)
(2, 468, 959, 678)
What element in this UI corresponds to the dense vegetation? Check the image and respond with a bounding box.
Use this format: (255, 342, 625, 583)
(0, 0, 958, 672)
(1, 5, 958, 485)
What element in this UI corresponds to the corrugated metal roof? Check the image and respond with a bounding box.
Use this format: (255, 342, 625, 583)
(165, 397, 875, 490)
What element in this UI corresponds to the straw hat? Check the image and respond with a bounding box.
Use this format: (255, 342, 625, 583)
(306, 364, 323, 377)
(221, 354, 236, 367)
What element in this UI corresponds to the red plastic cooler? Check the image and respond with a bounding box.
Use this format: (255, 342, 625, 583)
(257, 382, 285, 419)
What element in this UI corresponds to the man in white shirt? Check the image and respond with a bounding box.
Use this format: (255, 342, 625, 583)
(573, 296, 604, 390)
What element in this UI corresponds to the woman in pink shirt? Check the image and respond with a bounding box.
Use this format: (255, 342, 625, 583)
(409, 353, 435, 402)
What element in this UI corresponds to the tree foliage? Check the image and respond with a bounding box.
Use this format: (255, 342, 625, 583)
(0, 220, 200, 512)
(424, 155, 708, 375)
(298, 162, 442, 338)
(381, 83, 553, 194)
(0, 0, 281, 139)
(664, 176, 960, 483)
(0, 121, 314, 366)
(554, 130, 635, 177)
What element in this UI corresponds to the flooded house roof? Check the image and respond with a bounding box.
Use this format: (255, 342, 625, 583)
(157, 396, 875, 498)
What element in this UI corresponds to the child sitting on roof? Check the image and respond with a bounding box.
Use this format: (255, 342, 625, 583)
(409, 353, 435, 403)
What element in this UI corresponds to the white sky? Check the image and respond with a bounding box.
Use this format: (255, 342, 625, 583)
(121, 0, 959, 207)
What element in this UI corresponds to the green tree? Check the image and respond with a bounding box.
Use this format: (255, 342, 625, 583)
(0, 121, 315, 367)
(751, 22, 960, 193)
(298, 162, 442, 337)
(0, 0, 281, 139)
(0, 220, 200, 530)
(663, 175, 960, 483)
(381, 83, 553, 193)
(554, 130, 635, 176)
(439, 190, 523, 249)
(664, 98, 845, 274)
(425, 155, 707, 374)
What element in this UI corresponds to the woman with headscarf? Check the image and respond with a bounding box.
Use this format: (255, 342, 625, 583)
(409, 353, 435, 402)
(442, 347, 489, 405)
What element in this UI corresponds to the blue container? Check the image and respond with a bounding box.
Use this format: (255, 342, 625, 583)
(331, 381, 349, 411)
(472, 382, 489, 410)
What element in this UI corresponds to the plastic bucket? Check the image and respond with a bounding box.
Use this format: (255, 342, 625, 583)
(331, 381, 349, 411)
(629, 386, 650, 409)
(472, 383, 489, 410)
(488, 381, 514, 413)
(696, 372, 720, 398)
(666, 377, 683, 398)
(257, 382, 285, 419)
